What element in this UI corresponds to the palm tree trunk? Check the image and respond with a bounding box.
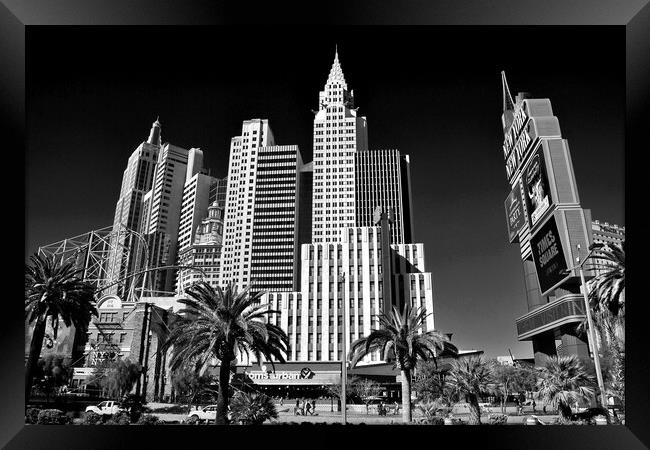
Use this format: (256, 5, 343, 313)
(25, 318, 47, 403)
(558, 402, 573, 423)
(468, 394, 481, 425)
(216, 360, 231, 425)
(188, 391, 196, 415)
(401, 369, 412, 423)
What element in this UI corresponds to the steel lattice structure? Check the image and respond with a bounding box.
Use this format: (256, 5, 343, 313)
(37, 223, 149, 302)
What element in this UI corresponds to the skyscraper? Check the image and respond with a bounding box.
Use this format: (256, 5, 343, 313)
(177, 150, 219, 255)
(590, 220, 625, 277)
(139, 143, 191, 294)
(312, 49, 368, 243)
(106, 119, 161, 298)
(177, 202, 224, 292)
(219, 119, 276, 291)
(249, 145, 305, 292)
(209, 177, 228, 208)
(355, 149, 414, 244)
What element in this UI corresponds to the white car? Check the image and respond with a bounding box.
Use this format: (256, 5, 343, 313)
(187, 405, 218, 423)
(85, 400, 123, 416)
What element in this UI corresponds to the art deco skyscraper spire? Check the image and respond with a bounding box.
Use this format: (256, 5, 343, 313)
(312, 48, 368, 243)
(147, 117, 162, 146)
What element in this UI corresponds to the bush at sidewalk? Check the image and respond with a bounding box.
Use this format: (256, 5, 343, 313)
(105, 411, 131, 425)
(81, 411, 105, 425)
(25, 408, 41, 424)
(135, 414, 161, 425)
(36, 409, 71, 425)
(489, 413, 508, 425)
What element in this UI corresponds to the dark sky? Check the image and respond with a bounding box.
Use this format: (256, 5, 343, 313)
(25, 26, 624, 359)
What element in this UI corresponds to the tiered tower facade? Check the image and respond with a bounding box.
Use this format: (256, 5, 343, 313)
(312, 49, 368, 243)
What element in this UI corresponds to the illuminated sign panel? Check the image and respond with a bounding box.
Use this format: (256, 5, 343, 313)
(523, 145, 553, 228)
(530, 214, 569, 295)
(503, 100, 560, 183)
(504, 182, 526, 242)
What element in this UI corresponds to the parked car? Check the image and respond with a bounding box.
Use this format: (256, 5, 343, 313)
(187, 405, 218, 423)
(85, 400, 123, 416)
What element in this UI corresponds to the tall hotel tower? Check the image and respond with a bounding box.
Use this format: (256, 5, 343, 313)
(107, 120, 162, 298)
(219, 118, 308, 293)
(263, 50, 434, 363)
(312, 49, 368, 243)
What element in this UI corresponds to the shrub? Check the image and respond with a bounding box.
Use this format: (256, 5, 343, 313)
(426, 416, 445, 425)
(105, 411, 131, 425)
(559, 419, 587, 425)
(81, 411, 105, 425)
(230, 392, 278, 425)
(185, 415, 200, 425)
(36, 409, 71, 425)
(489, 413, 508, 425)
(135, 414, 161, 425)
(25, 408, 41, 424)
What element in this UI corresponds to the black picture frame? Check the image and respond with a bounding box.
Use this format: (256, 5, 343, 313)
(3, 1, 647, 449)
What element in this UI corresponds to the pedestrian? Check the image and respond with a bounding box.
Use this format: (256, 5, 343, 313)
(295, 399, 301, 415)
(305, 400, 312, 415)
(311, 399, 317, 415)
(280, 397, 284, 407)
(532, 400, 536, 412)
(301, 398, 306, 416)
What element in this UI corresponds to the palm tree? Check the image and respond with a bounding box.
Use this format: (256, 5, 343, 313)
(99, 358, 143, 399)
(25, 254, 97, 402)
(230, 391, 278, 425)
(534, 355, 595, 423)
(164, 282, 289, 425)
(587, 242, 625, 408)
(446, 356, 496, 425)
(588, 242, 625, 319)
(348, 304, 448, 423)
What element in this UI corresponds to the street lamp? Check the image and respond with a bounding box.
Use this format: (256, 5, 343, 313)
(560, 243, 608, 413)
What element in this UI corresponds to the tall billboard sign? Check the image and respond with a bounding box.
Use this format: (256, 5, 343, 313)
(523, 145, 553, 228)
(530, 214, 569, 295)
(505, 182, 526, 242)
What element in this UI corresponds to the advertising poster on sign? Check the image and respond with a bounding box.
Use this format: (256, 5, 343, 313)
(504, 182, 526, 242)
(530, 215, 569, 295)
(524, 145, 553, 228)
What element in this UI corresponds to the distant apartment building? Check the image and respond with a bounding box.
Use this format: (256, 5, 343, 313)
(591, 220, 625, 276)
